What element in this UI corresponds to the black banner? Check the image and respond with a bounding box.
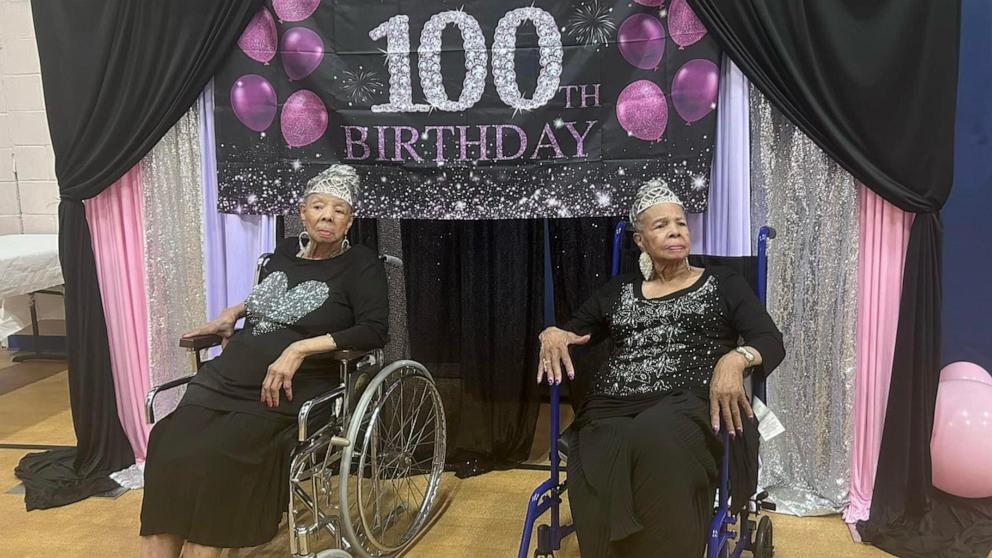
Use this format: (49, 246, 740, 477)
(215, 0, 720, 218)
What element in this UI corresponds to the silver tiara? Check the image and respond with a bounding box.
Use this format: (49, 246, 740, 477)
(303, 164, 359, 206)
(629, 179, 684, 224)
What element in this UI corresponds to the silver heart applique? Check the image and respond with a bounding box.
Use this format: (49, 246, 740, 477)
(245, 271, 330, 335)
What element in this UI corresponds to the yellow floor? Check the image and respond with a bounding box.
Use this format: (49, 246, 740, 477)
(0, 353, 892, 557)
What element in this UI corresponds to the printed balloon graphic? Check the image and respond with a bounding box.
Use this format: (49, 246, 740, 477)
(281, 27, 324, 81)
(671, 59, 718, 123)
(281, 90, 328, 147)
(237, 8, 277, 64)
(618, 14, 666, 70)
(668, 0, 708, 49)
(616, 80, 668, 141)
(272, 0, 321, 22)
(230, 74, 277, 132)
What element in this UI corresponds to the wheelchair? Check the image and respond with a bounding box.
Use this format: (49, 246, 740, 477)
(145, 252, 446, 558)
(519, 223, 778, 558)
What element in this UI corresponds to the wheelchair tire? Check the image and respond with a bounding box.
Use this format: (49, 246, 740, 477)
(337, 360, 447, 558)
(752, 515, 774, 558)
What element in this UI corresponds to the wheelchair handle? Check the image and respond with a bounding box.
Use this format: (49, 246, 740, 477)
(379, 254, 403, 268)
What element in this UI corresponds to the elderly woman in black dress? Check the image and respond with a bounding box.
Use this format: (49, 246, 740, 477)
(537, 180, 785, 557)
(140, 165, 388, 558)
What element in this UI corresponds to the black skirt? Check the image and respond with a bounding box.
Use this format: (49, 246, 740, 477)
(566, 390, 723, 558)
(140, 404, 297, 548)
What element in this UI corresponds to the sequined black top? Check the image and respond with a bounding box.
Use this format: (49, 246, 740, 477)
(564, 267, 784, 402)
(181, 238, 389, 419)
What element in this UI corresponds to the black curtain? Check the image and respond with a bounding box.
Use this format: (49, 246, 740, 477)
(402, 220, 545, 475)
(16, 0, 264, 509)
(683, 2, 983, 556)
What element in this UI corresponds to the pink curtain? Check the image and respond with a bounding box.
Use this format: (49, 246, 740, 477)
(85, 167, 152, 462)
(844, 185, 915, 523)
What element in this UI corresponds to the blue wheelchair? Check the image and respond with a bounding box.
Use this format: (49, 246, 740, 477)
(519, 223, 778, 558)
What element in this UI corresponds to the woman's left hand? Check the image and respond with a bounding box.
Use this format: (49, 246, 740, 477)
(261, 344, 305, 408)
(709, 352, 753, 436)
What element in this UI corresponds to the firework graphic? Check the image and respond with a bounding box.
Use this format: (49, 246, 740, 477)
(340, 68, 384, 105)
(566, 0, 617, 46)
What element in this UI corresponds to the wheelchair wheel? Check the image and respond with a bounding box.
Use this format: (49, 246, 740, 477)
(752, 515, 773, 558)
(338, 360, 446, 557)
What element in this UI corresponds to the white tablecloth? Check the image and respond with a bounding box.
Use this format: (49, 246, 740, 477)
(0, 234, 64, 339)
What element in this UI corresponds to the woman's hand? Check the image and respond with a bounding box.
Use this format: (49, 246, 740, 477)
(261, 343, 305, 408)
(709, 351, 753, 437)
(537, 327, 591, 385)
(181, 307, 241, 346)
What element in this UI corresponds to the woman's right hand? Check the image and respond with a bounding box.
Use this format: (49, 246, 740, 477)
(181, 308, 239, 344)
(537, 327, 591, 385)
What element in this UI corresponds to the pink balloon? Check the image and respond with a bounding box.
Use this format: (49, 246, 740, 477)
(272, 0, 321, 22)
(940, 361, 992, 385)
(671, 59, 718, 123)
(617, 14, 666, 70)
(931, 379, 992, 498)
(668, 0, 708, 49)
(281, 90, 327, 147)
(280, 27, 324, 81)
(237, 8, 278, 64)
(634, 0, 664, 7)
(230, 74, 277, 133)
(616, 80, 668, 141)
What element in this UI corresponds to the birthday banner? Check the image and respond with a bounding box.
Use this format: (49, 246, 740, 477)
(214, 0, 720, 218)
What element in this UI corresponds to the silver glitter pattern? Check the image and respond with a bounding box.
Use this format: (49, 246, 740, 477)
(418, 10, 488, 112)
(245, 271, 329, 335)
(492, 7, 563, 110)
(750, 87, 858, 515)
(142, 107, 206, 418)
(369, 15, 431, 113)
(590, 277, 727, 397)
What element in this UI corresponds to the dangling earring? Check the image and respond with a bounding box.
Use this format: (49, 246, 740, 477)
(298, 231, 311, 256)
(341, 238, 351, 252)
(639, 252, 654, 281)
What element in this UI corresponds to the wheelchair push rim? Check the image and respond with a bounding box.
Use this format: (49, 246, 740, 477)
(338, 360, 447, 557)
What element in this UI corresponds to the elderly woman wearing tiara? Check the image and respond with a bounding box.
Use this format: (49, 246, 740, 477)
(537, 180, 785, 557)
(140, 165, 388, 557)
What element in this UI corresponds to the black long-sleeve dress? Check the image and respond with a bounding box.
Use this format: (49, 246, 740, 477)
(562, 266, 784, 558)
(140, 239, 388, 548)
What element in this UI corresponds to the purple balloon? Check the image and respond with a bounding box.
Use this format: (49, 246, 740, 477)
(237, 8, 277, 64)
(618, 14, 666, 70)
(616, 80, 668, 141)
(669, 0, 708, 49)
(272, 0, 321, 22)
(281, 90, 328, 147)
(230, 74, 277, 133)
(671, 59, 718, 123)
(280, 27, 324, 81)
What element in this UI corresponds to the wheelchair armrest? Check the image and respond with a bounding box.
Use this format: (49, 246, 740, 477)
(329, 349, 370, 363)
(179, 333, 224, 351)
(145, 375, 196, 424)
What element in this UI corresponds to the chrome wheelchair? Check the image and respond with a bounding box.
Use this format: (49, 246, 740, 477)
(519, 224, 778, 558)
(145, 252, 446, 558)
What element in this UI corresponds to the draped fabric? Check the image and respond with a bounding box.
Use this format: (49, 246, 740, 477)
(402, 220, 545, 473)
(860, 1, 992, 556)
(844, 186, 913, 524)
(84, 168, 153, 463)
(199, 81, 275, 335)
(749, 88, 858, 515)
(23, 0, 262, 507)
(686, 55, 752, 258)
(142, 110, 207, 420)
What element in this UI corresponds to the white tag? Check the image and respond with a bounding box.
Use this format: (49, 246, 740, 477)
(751, 397, 785, 442)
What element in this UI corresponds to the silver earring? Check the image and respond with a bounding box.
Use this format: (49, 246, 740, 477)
(639, 252, 654, 281)
(341, 238, 351, 251)
(298, 231, 310, 253)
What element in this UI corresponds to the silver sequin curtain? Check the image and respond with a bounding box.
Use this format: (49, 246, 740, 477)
(142, 108, 206, 417)
(750, 87, 858, 515)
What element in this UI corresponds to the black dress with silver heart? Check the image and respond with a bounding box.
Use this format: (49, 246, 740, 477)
(141, 238, 388, 548)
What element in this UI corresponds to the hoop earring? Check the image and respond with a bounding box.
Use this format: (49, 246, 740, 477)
(298, 231, 310, 254)
(639, 251, 654, 281)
